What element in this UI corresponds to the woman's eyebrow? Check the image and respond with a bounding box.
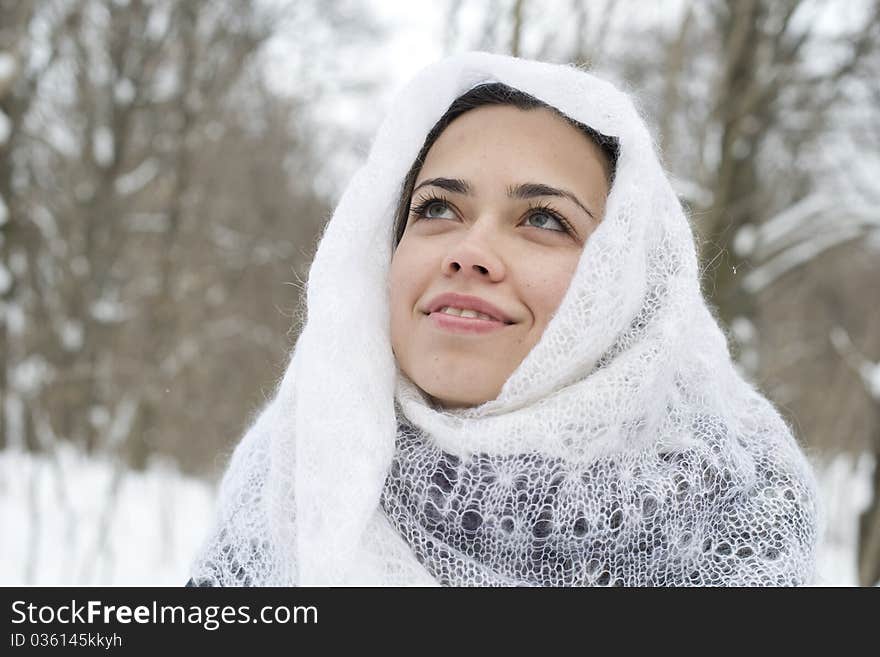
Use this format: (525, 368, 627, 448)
(509, 182, 596, 221)
(412, 177, 596, 221)
(413, 177, 471, 195)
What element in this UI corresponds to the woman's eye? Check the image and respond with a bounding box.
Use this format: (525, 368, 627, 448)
(526, 211, 565, 232)
(423, 201, 454, 219)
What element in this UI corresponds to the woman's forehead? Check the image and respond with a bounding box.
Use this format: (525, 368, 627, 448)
(415, 106, 610, 199)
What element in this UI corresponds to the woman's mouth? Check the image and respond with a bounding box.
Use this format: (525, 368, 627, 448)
(425, 308, 511, 335)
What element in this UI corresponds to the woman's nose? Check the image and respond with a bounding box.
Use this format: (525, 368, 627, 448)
(440, 229, 506, 283)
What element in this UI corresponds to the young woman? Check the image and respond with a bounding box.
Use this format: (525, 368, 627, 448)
(187, 52, 819, 586)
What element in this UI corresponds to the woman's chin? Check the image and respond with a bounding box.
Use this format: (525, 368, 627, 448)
(423, 383, 499, 410)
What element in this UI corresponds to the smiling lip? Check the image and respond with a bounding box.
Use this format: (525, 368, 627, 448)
(423, 293, 514, 324)
(427, 311, 511, 334)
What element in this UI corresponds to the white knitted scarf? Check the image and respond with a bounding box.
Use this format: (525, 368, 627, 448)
(188, 51, 820, 587)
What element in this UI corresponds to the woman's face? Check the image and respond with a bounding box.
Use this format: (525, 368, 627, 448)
(390, 105, 610, 408)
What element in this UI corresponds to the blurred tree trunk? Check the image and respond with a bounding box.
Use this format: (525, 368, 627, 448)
(0, 0, 377, 475)
(0, 0, 66, 452)
(659, 3, 694, 154)
(509, 0, 525, 57)
(0, 1, 31, 450)
(702, 1, 790, 329)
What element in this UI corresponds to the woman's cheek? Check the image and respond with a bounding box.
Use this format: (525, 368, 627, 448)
(530, 258, 579, 326)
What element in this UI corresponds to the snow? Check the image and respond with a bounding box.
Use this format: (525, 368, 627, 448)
(103, 397, 140, 451)
(9, 250, 26, 275)
(744, 193, 879, 294)
(0, 445, 215, 586)
(31, 205, 58, 242)
(46, 123, 81, 159)
(90, 297, 130, 323)
(743, 225, 864, 294)
(730, 316, 756, 343)
(0, 52, 15, 84)
(92, 126, 114, 167)
(4, 300, 25, 335)
(144, 3, 172, 43)
(114, 78, 135, 105)
(669, 175, 713, 207)
(730, 316, 759, 373)
(0, 109, 11, 146)
(757, 194, 830, 257)
(10, 354, 53, 395)
(60, 319, 84, 352)
(733, 223, 757, 258)
(89, 406, 110, 429)
(859, 361, 880, 401)
(0, 446, 872, 585)
(115, 158, 158, 196)
(813, 452, 876, 586)
(829, 325, 880, 401)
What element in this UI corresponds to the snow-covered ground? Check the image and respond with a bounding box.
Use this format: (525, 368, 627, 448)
(0, 446, 874, 586)
(813, 451, 875, 586)
(0, 445, 214, 586)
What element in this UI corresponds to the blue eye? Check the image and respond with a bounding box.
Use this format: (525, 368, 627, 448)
(525, 210, 565, 232)
(410, 195, 456, 221)
(423, 201, 454, 219)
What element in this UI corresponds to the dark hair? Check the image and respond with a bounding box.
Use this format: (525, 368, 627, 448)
(391, 82, 619, 249)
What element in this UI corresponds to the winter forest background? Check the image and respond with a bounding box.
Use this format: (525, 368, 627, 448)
(1, 0, 878, 586)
